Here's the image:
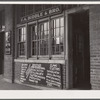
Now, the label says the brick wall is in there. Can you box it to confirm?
[3,5,13,82]
[14,62,22,82]
[4,56,13,82]
[90,5,100,89]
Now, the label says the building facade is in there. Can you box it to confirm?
[0,4,100,90]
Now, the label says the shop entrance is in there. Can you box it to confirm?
[69,10,90,89]
[0,32,4,74]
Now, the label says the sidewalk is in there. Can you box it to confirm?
[0,75,39,90]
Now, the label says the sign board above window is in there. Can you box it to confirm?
[21,6,62,23]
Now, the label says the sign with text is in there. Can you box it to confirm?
[5,31,11,55]
[21,6,62,23]
[20,63,63,89]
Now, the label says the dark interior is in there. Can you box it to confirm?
[71,11,91,89]
[0,32,4,74]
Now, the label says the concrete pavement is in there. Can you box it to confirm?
[0,75,39,90]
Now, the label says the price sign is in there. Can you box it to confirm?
[20,63,63,89]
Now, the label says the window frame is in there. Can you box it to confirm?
[50,16,64,58]
[28,21,37,58]
[30,24,38,58]
[28,18,50,59]
[38,20,49,57]
[16,14,64,59]
[16,24,27,58]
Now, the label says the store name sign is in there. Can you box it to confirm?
[21,6,62,23]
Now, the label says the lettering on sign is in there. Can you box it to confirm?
[46,64,61,88]
[20,63,62,89]
[21,6,62,23]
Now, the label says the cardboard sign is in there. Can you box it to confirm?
[20,63,63,89]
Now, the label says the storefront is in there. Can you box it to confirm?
[12,5,91,89]
[14,5,66,89]
[1,4,100,90]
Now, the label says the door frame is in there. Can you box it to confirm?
[65,5,90,89]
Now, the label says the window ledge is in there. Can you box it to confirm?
[14,59,65,64]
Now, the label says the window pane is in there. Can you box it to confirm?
[32,25,37,40]
[32,41,37,55]
[51,20,55,29]
[51,17,64,55]
[35,26,37,33]
[53,29,56,37]
[44,22,47,31]
[60,45,64,54]
[60,37,63,44]
[40,24,43,32]
[60,27,64,37]
[20,43,25,55]
[54,20,56,28]
[52,46,55,55]
[18,27,26,56]
[21,34,23,42]
[41,31,44,39]
[60,17,64,27]
[56,28,59,37]
[56,37,60,44]
[56,19,59,28]
[32,26,35,40]
[52,38,55,46]
[55,44,59,54]
[19,29,21,41]
[22,28,24,34]
[21,28,26,42]
[23,27,26,41]
[44,31,48,39]
[47,22,49,30]
[23,34,26,41]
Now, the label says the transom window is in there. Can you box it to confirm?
[17,27,26,56]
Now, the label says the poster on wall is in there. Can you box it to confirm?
[5,31,11,55]
[20,63,63,89]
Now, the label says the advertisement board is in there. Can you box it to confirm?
[20,63,63,89]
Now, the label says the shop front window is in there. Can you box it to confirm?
[17,27,26,56]
[17,16,64,58]
[51,17,64,55]
[31,25,38,56]
[39,22,49,55]
[30,21,49,56]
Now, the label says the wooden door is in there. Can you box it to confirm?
[73,30,85,87]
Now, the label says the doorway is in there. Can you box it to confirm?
[0,32,4,75]
[69,10,90,89]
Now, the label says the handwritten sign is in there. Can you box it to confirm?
[20,63,62,89]
[5,31,11,54]
[21,6,62,23]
